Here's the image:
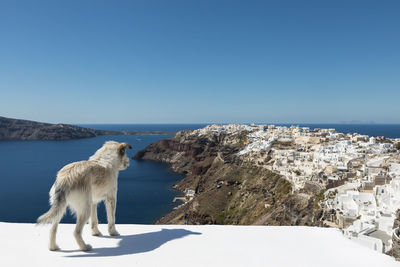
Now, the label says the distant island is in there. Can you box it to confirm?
[0,116,175,141]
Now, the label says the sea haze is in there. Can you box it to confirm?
[80,124,208,133]
[82,123,400,138]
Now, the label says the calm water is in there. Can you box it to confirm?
[80,124,208,133]
[0,123,399,224]
[0,134,186,224]
[83,123,400,138]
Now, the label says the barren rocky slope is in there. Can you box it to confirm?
[134,129,325,226]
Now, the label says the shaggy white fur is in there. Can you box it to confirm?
[37,141,132,251]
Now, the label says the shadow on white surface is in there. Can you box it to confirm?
[66,228,201,257]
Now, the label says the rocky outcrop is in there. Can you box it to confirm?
[0,116,123,141]
[135,130,325,226]
[0,116,175,141]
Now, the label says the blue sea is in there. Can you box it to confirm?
[83,123,400,138]
[0,123,399,224]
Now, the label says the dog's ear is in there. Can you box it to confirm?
[119,143,132,156]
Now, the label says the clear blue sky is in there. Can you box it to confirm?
[1,0,399,124]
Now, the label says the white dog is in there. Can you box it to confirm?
[37,141,132,251]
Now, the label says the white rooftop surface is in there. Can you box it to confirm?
[1,222,399,267]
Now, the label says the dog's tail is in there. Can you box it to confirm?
[37,183,67,225]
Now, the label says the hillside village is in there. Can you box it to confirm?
[190,124,400,255]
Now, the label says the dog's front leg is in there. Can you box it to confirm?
[105,195,119,236]
[91,204,102,236]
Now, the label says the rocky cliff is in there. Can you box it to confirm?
[0,116,174,141]
[0,116,123,141]
[134,129,325,226]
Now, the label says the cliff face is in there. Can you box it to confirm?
[0,116,121,141]
[0,116,174,141]
[134,130,324,226]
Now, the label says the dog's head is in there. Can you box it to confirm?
[90,141,133,170]
[118,143,132,170]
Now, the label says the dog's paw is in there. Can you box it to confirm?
[92,230,103,236]
[81,244,92,251]
[49,244,60,251]
[109,230,120,236]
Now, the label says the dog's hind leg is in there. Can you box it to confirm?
[49,221,60,251]
[74,209,92,251]
[90,203,102,236]
[105,195,119,236]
